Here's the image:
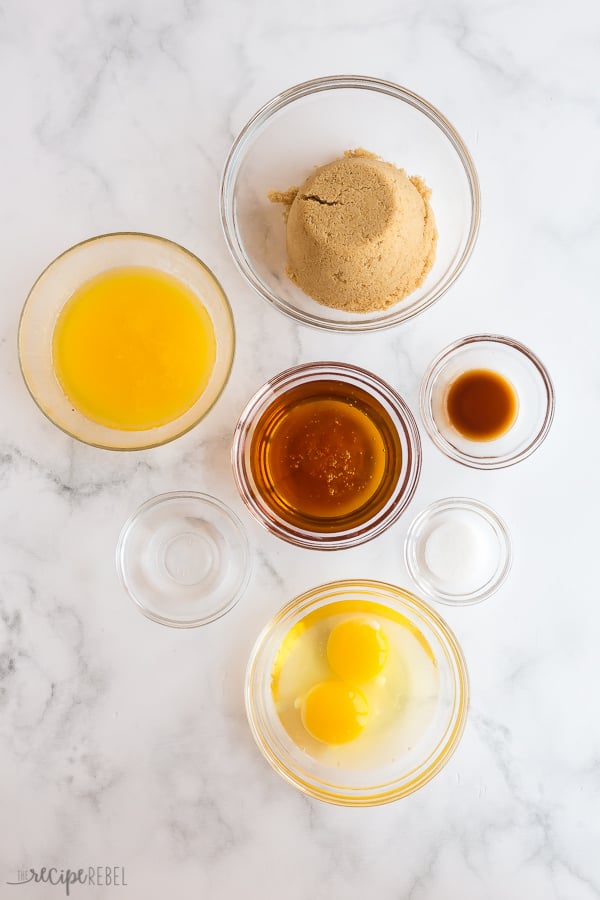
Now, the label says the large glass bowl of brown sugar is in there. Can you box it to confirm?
[220,75,480,332]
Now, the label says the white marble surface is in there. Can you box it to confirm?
[1,0,599,897]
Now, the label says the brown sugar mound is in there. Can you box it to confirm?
[269,149,437,313]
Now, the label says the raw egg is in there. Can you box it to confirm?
[301,681,369,744]
[327,617,388,682]
[271,600,439,769]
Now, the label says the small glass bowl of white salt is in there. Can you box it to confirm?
[404,497,511,606]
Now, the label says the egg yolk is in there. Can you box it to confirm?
[327,618,388,682]
[301,681,369,744]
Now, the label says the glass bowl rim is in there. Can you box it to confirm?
[404,496,513,606]
[18,231,235,451]
[115,490,251,628]
[419,333,556,470]
[245,577,470,806]
[220,73,481,333]
[231,360,422,550]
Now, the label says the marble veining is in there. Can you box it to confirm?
[1,0,599,897]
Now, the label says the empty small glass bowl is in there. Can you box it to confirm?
[221,75,480,332]
[19,233,234,450]
[420,334,555,469]
[231,362,422,549]
[404,498,512,606]
[116,492,251,627]
[245,579,469,806]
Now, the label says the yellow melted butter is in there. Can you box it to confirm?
[52,266,216,431]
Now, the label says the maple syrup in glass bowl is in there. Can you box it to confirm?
[232,362,421,549]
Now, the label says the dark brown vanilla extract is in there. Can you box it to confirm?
[446,368,518,441]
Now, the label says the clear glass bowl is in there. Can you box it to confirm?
[420,334,555,469]
[116,492,251,627]
[220,75,480,332]
[245,579,469,806]
[404,497,512,606]
[18,233,235,450]
[231,362,422,549]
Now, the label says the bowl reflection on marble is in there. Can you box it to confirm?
[245,579,469,806]
[18,232,235,450]
[220,74,480,332]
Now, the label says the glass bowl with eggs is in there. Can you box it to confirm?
[245,579,469,806]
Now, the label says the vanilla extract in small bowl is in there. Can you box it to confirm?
[420,334,555,470]
[445,368,518,442]
[232,362,422,549]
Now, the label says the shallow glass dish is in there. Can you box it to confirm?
[245,579,469,806]
[420,334,555,469]
[18,233,234,450]
[404,497,512,606]
[231,362,422,550]
[220,74,480,332]
[116,492,251,628]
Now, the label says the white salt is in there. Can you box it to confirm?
[422,511,497,595]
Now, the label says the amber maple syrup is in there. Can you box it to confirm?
[446,368,518,442]
[250,380,402,532]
